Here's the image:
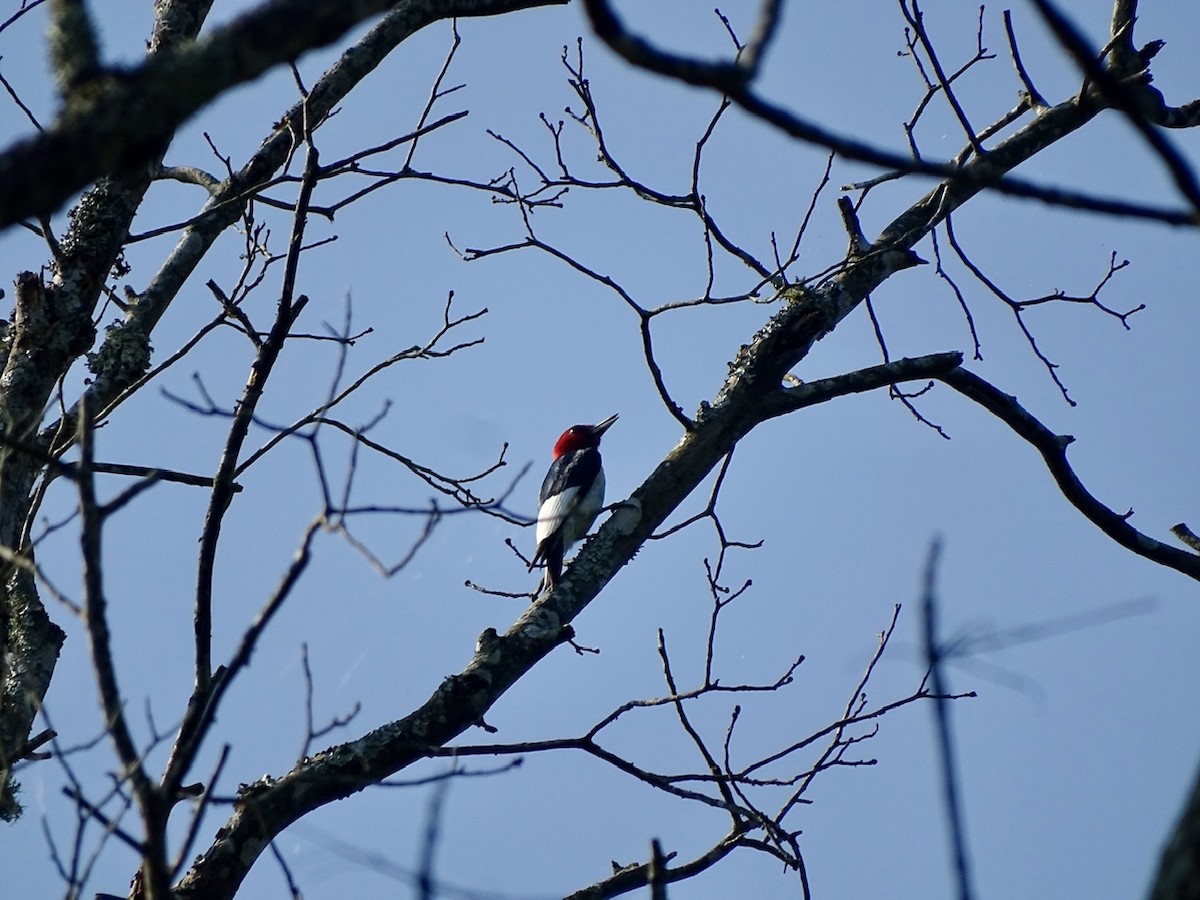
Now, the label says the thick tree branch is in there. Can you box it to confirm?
[2,1,216,815]
[758,352,964,421]
[0,0,565,229]
[47,0,101,91]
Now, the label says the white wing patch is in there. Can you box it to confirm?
[535,469,606,553]
[535,485,582,549]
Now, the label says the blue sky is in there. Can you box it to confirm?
[2,1,1199,897]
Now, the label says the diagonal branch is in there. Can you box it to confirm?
[76,399,171,896]
[565,828,745,900]
[937,367,1200,582]
[163,140,319,798]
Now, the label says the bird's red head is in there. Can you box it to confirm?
[552,413,618,459]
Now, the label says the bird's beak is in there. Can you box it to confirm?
[593,413,619,435]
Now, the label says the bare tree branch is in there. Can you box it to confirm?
[1028,0,1200,213]
[165,136,322,795]
[937,367,1200,582]
[580,0,1198,226]
[0,0,567,227]
[76,399,171,895]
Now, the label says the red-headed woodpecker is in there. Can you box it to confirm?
[530,414,618,590]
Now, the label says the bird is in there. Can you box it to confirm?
[529,414,618,590]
